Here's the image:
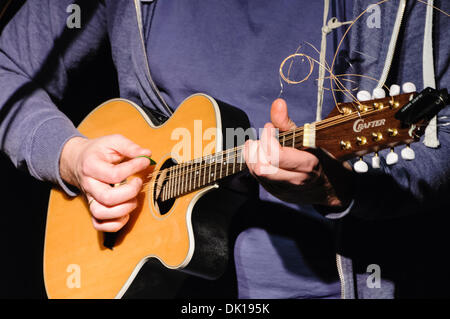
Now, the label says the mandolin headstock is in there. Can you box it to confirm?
[316,92,423,162]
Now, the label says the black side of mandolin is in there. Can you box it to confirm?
[123,99,258,298]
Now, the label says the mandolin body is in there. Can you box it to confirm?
[44,94,254,299]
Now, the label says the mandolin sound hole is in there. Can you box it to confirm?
[153,157,177,216]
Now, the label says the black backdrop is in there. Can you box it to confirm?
[0,0,118,298]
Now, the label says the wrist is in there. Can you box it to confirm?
[59,136,89,189]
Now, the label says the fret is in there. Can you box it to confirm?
[232,148,236,174]
[167,170,171,200]
[179,164,183,195]
[198,159,203,188]
[188,162,192,192]
[162,174,167,201]
[219,152,223,179]
[183,163,188,193]
[177,164,182,197]
[193,161,198,189]
[292,130,295,148]
[208,156,212,184]
[191,162,195,190]
[172,165,176,198]
[184,162,189,194]
[166,170,171,200]
[171,165,176,198]
[202,156,207,187]
[214,155,218,183]
[225,151,229,177]
[239,146,244,171]
[282,134,286,147]
[178,163,183,196]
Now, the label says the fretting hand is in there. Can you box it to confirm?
[244,98,354,209]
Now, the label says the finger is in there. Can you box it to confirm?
[244,139,259,174]
[270,98,296,131]
[253,162,310,186]
[278,147,319,173]
[83,177,143,207]
[91,214,130,233]
[85,156,150,185]
[246,137,280,176]
[89,197,138,221]
[259,123,281,168]
[105,134,152,159]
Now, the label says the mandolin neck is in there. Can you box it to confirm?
[158,126,308,202]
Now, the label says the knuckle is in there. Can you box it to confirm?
[90,205,105,220]
[131,178,143,194]
[254,163,265,177]
[291,177,304,186]
[98,191,114,206]
[306,158,318,172]
[128,199,138,211]
[80,159,91,176]
[110,133,123,141]
[91,217,104,231]
[106,224,122,233]
[108,169,123,184]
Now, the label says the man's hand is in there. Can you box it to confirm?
[59,134,152,232]
[244,98,354,209]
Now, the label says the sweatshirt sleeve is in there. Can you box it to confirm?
[0,0,108,196]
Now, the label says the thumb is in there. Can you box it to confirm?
[270,98,296,132]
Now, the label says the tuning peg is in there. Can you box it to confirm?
[401,145,415,160]
[354,157,368,173]
[356,90,371,102]
[372,87,386,99]
[402,82,416,93]
[372,153,381,169]
[389,84,401,96]
[386,148,399,165]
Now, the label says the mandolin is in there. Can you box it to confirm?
[43,88,448,298]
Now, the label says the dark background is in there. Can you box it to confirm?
[0,0,46,299]
[0,0,118,298]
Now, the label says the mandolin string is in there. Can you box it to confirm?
[142,104,390,185]
[140,103,393,193]
[146,94,394,185]
[144,107,368,184]
[141,119,430,198]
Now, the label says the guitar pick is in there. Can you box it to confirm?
[386,149,399,165]
[401,145,415,160]
[389,84,401,96]
[372,87,386,99]
[402,82,416,93]
[354,158,368,173]
[356,90,371,102]
[372,153,380,169]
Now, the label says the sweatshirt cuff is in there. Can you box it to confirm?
[28,116,84,197]
[314,199,355,219]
